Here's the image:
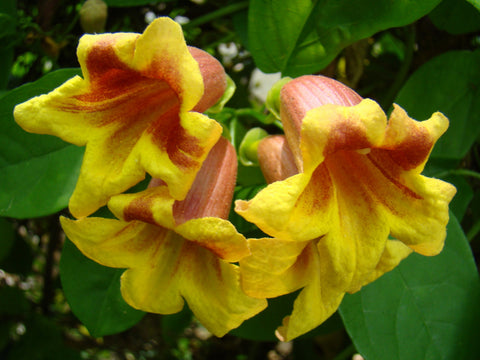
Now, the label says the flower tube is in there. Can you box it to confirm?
[61,137,267,336]
[15,17,226,218]
[236,75,456,340]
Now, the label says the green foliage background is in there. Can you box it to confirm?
[1,0,480,359]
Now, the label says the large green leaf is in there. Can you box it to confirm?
[396,50,480,160]
[60,239,145,337]
[339,213,480,360]
[248,0,441,76]
[429,0,480,34]
[0,69,84,218]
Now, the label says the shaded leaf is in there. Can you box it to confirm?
[429,0,480,34]
[395,50,480,160]
[0,69,84,218]
[60,239,145,337]
[248,0,441,76]
[339,213,480,360]
[466,0,480,11]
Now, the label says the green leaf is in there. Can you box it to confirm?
[396,50,480,160]
[0,69,84,218]
[248,0,441,76]
[466,0,480,11]
[339,213,480,360]
[60,239,145,337]
[429,0,480,34]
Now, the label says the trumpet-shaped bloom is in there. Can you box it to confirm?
[61,138,267,336]
[236,75,456,341]
[15,17,226,218]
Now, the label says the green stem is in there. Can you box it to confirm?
[183,1,249,29]
[434,169,480,181]
[380,25,415,110]
[467,220,480,242]
[332,344,356,360]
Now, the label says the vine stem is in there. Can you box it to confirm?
[183,1,249,29]
[332,344,357,360]
[434,169,480,181]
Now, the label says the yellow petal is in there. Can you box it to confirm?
[175,243,267,336]
[62,215,266,336]
[275,242,345,341]
[176,218,250,262]
[235,169,333,242]
[354,239,413,289]
[240,238,311,298]
[60,216,167,268]
[131,17,203,112]
[123,240,267,336]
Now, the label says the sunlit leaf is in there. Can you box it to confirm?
[340,212,480,360]
[248,0,441,76]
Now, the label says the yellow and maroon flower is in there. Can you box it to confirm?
[61,138,267,336]
[15,17,226,218]
[235,75,456,341]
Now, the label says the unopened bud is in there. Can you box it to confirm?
[80,0,108,34]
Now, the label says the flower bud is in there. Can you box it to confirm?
[257,135,298,183]
[79,0,108,34]
[280,75,362,169]
[189,47,228,113]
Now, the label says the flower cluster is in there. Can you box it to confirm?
[14,18,455,340]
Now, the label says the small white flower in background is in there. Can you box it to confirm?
[218,42,238,66]
[174,15,190,25]
[43,59,53,73]
[249,68,281,103]
[144,11,156,24]
[233,63,244,72]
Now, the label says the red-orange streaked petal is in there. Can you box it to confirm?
[237,76,456,340]
[300,99,387,173]
[14,18,226,218]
